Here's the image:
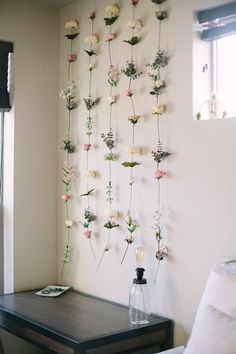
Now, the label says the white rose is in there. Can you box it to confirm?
[82,170,96,178]
[152,103,166,115]
[65,219,73,228]
[127,146,141,155]
[127,19,143,31]
[84,34,99,45]
[105,4,120,17]
[155,80,165,89]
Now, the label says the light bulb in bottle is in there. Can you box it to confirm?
[135,246,146,268]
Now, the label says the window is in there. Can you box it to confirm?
[212,34,236,118]
[194,2,236,119]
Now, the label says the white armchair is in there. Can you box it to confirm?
[160,259,236,354]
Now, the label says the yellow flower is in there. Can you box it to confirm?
[105,4,120,17]
[128,114,141,124]
[152,103,166,115]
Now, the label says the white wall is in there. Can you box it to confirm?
[0,0,58,291]
[59,0,236,346]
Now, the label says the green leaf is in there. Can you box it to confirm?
[104,16,118,26]
[123,36,140,46]
[104,220,119,229]
[80,188,95,197]
[121,161,140,168]
[84,49,97,57]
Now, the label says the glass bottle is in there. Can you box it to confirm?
[128,248,150,325]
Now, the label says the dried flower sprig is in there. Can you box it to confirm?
[122,60,142,80]
[101,129,115,150]
[60,137,75,154]
[60,82,77,111]
[83,97,100,111]
[151,145,170,164]
[121,216,137,264]
[146,50,169,70]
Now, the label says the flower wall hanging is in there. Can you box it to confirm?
[81,11,100,261]
[58,1,173,282]
[97,3,120,271]
[147,0,171,283]
[60,19,79,277]
[120,0,143,264]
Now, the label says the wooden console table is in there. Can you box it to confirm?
[0,289,173,354]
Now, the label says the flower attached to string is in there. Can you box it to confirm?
[65,20,79,39]
[121,215,137,264]
[127,146,142,155]
[131,0,139,6]
[154,169,166,179]
[84,143,92,151]
[106,33,117,42]
[156,10,168,21]
[128,114,141,124]
[65,219,73,228]
[127,19,143,31]
[82,170,96,178]
[105,4,120,17]
[84,34,100,45]
[152,103,166,115]
[88,11,96,20]
[61,194,71,202]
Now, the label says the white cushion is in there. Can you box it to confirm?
[183,305,236,354]
[196,259,236,319]
[160,346,184,353]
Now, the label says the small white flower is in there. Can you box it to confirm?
[155,80,165,89]
[104,243,110,252]
[105,4,120,17]
[108,95,117,104]
[105,210,120,219]
[128,177,135,185]
[127,19,143,31]
[65,219,73,228]
[82,170,96,178]
[87,64,95,71]
[127,146,142,155]
[152,103,166,115]
[84,34,99,45]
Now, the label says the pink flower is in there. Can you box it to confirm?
[61,194,71,202]
[84,143,92,151]
[67,54,77,62]
[84,230,92,238]
[126,89,133,97]
[106,33,117,42]
[88,11,96,20]
[131,0,139,6]
[154,170,166,179]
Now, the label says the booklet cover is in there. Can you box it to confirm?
[36,285,70,297]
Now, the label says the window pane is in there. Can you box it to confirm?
[217,34,236,118]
